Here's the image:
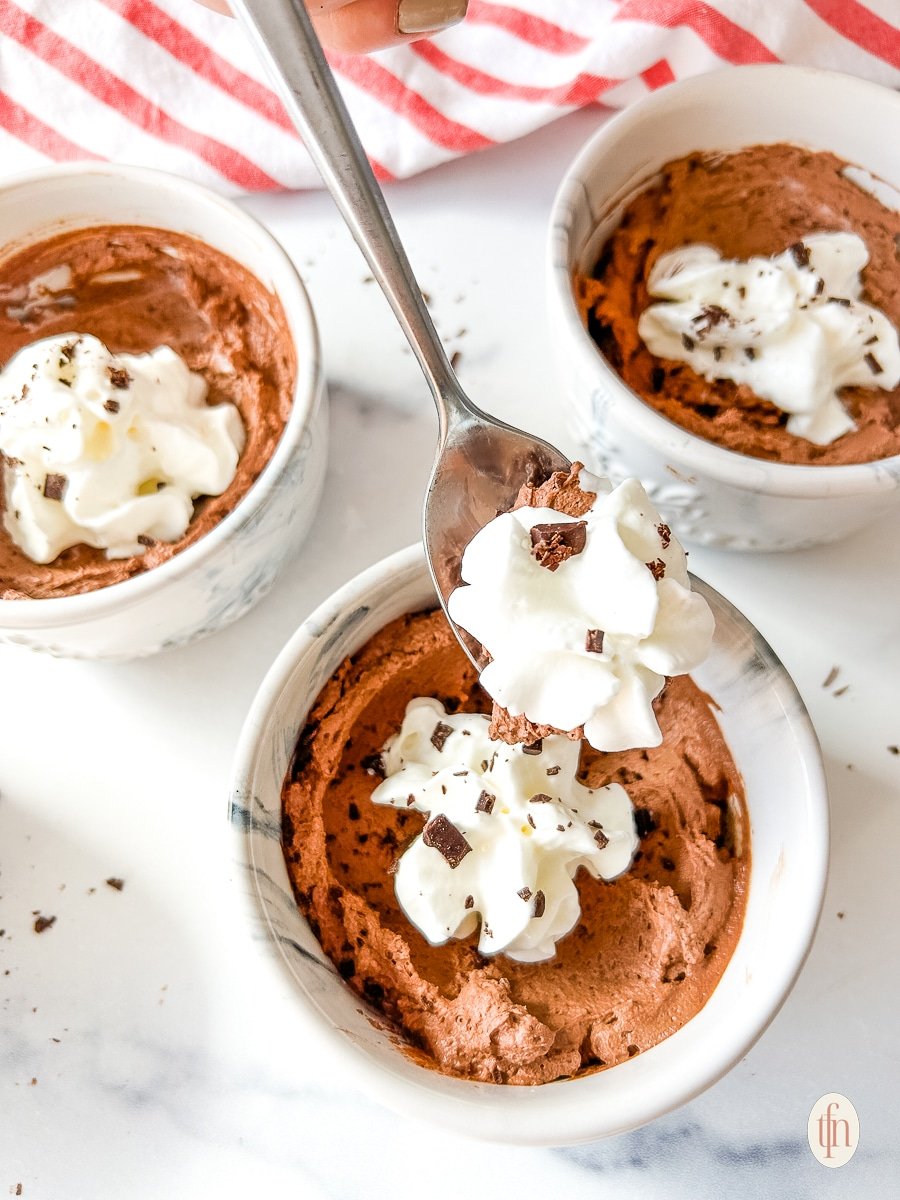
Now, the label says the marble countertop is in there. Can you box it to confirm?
[2,109,898,1198]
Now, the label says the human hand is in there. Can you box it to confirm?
[196,0,468,54]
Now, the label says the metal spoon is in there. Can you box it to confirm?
[232,0,571,665]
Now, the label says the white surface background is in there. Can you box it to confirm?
[1,108,898,1197]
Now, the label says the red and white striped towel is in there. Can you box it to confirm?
[0,0,898,193]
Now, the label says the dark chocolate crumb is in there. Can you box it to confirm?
[523,739,543,756]
[529,793,552,804]
[527,813,536,829]
[789,241,810,269]
[646,558,666,581]
[593,828,609,850]
[833,685,849,697]
[476,790,495,814]
[546,766,561,776]
[422,813,471,868]
[827,296,851,307]
[712,345,723,362]
[33,915,56,934]
[888,746,899,756]
[530,520,588,571]
[105,877,125,891]
[430,722,453,752]
[42,473,67,501]
[533,890,546,918]
[137,534,156,547]
[103,398,120,414]
[464,895,474,909]
[585,628,605,654]
[108,366,132,389]
[744,346,756,361]
[656,522,671,548]
[517,887,532,901]
[864,352,883,375]
[822,665,839,689]
[837,911,845,919]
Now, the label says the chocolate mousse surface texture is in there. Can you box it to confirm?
[0,226,295,599]
[577,144,900,465]
[281,606,749,1085]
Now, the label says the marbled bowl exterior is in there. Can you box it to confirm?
[229,543,829,1146]
[0,164,327,659]
[547,66,900,552]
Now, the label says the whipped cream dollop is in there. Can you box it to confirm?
[371,697,637,963]
[448,473,714,752]
[0,333,244,563]
[638,232,900,445]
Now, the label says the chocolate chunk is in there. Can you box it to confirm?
[646,558,666,581]
[60,340,77,362]
[557,824,565,832]
[744,346,756,361]
[137,534,156,547]
[517,886,532,901]
[422,813,471,869]
[430,721,454,752]
[789,241,810,268]
[585,628,605,655]
[105,877,125,891]
[827,296,851,307]
[529,793,552,804]
[527,813,536,829]
[103,398,120,414]
[108,366,132,389]
[681,333,695,352]
[656,522,671,548]
[693,304,730,336]
[530,520,587,572]
[33,915,56,934]
[464,894,474,909]
[546,766,561,776]
[864,352,883,375]
[406,794,416,806]
[361,752,385,778]
[522,739,543,756]
[42,473,67,501]
[476,790,495,814]
[533,890,546,918]
[593,827,609,849]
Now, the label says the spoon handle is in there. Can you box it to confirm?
[231,0,470,436]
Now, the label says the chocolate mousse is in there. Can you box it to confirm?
[577,144,900,465]
[0,225,294,599]
[281,607,749,1085]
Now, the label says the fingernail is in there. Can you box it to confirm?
[398,0,468,35]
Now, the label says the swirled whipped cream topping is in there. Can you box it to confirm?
[371,697,637,963]
[638,232,900,445]
[0,333,244,563]
[447,473,714,752]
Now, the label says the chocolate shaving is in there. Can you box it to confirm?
[789,241,810,268]
[105,877,125,891]
[361,752,385,778]
[546,766,561,776]
[744,346,756,361]
[527,813,536,829]
[692,304,730,336]
[406,794,416,807]
[60,341,77,362]
[430,722,453,752]
[593,828,610,850]
[522,739,543,756]
[108,366,132,389]
[517,887,532,901]
[42,473,67,501]
[533,890,546,918]
[530,520,587,571]
[33,915,56,934]
[681,333,695,352]
[827,296,851,307]
[656,522,671,548]
[137,534,156,547]
[464,894,474,909]
[530,793,552,804]
[864,352,883,375]
[822,665,840,689]
[422,813,471,869]
[585,628,605,655]
[103,398,120,414]
[476,790,495,814]
[646,558,666,581]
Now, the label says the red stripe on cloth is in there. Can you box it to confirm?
[97,0,293,131]
[641,58,676,89]
[0,90,103,160]
[327,51,494,152]
[410,41,619,106]
[98,0,396,180]
[803,0,900,70]
[613,0,779,64]
[465,0,590,53]
[0,0,281,190]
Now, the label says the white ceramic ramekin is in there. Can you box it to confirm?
[0,164,327,659]
[229,543,828,1146]
[548,66,900,552]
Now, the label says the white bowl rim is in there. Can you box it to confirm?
[229,541,830,1145]
[548,63,900,497]
[0,161,321,621]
